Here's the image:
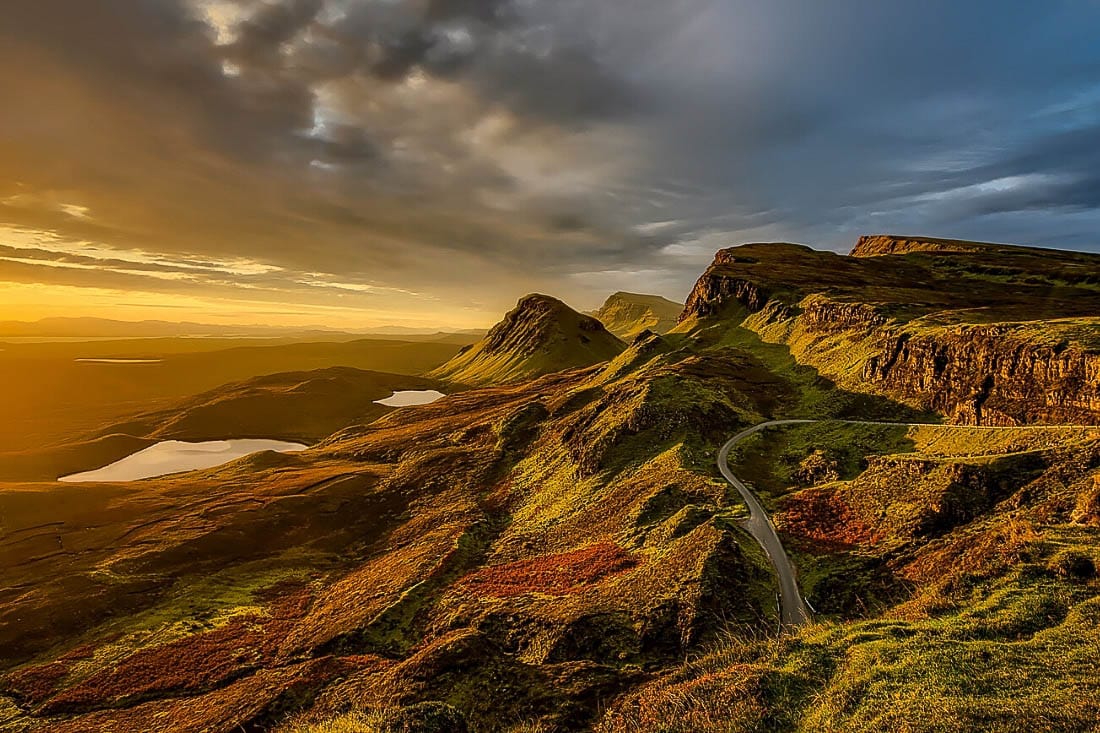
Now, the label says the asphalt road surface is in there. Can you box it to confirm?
[718,420,814,628]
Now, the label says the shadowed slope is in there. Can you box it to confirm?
[0,337,463,453]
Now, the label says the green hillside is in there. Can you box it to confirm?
[430,294,625,385]
[589,291,684,339]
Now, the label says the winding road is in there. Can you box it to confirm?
[718,420,815,628]
[718,419,1097,631]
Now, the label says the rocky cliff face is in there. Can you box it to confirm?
[860,324,1100,425]
[680,274,769,320]
[754,294,1100,424]
[679,246,793,320]
[680,238,1100,425]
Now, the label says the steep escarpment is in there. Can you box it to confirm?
[431,294,625,385]
[590,292,684,339]
[859,322,1100,424]
[680,237,1100,425]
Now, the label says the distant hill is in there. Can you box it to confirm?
[0,367,444,482]
[0,337,462,453]
[123,367,443,444]
[430,294,625,385]
[0,316,348,339]
[589,291,683,338]
[360,326,487,337]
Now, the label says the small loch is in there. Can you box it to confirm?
[74,358,164,364]
[58,439,307,482]
[373,390,446,407]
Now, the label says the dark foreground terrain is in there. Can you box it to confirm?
[2,236,1098,732]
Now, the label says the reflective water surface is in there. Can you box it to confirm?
[58,439,307,482]
[373,389,446,407]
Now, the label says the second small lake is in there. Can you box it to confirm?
[74,358,164,364]
[374,390,446,407]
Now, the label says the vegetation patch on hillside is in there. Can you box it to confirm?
[459,543,639,598]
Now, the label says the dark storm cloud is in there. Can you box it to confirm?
[425,0,513,24]
[1,0,1099,317]
[230,0,324,64]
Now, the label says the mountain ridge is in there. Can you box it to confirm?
[849,233,1081,258]
[429,293,625,385]
[679,236,1100,425]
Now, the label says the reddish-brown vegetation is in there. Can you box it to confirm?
[901,518,1042,585]
[57,644,99,661]
[776,488,878,550]
[598,662,770,733]
[257,581,316,626]
[1073,475,1100,525]
[42,583,318,714]
[2,661,71,705]
[43,656,358,733]
[459,542,638,598]
[42,617,267,713]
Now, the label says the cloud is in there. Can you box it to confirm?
[1,0,1099,321]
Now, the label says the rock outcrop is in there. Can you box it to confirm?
[860,324,1100,425]
[680,237,1100,425]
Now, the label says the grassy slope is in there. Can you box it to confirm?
[0,311,942,732]
[590,292,684,339]
[3,376,1096,732]
[599,423,1100,732]
[0,331,803,731]
[2,242,1099,732]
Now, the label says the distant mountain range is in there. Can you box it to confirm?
[0,316,485,340]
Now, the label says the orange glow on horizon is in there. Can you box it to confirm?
[0,282,492,330]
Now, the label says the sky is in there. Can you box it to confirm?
[2,0,1100,329]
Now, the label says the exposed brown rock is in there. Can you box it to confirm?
[861,324,1100,425]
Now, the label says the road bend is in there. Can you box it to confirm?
[716,418,1096,631]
